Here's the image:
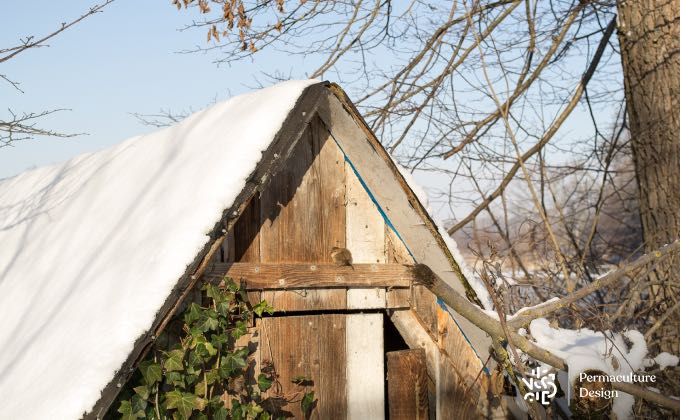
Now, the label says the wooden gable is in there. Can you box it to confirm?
[91,83,495,419]
[205,110,492,418]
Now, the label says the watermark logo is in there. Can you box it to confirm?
[522,366,557,405]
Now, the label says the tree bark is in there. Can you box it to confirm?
[617,0,680,355]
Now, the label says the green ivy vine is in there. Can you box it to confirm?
[110,278,316,420]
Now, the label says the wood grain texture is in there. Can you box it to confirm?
[387,349,429,420]
[206,262,413,289]
[259,314,347,419]
[437,306,487,393]
[234,195,261,262]
[345,157,387,309]
[313,115,346,254]
[256,117,347,310]
[346,313,385,420]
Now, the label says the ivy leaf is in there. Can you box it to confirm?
[139,360,162,385]
[205,284,223,301]
[199,309,220,332]
[301,391,315,415]
[231,320,247,339]
[118,400,144,420]
[260,412,272,420]
[216,300,231,316]
[184,303,203,326]
[257,373,272,392]
[211,333,229,350]
[133,385,150,400]
[130,395,147,415]
[223,277,239,292]
[245,401,264,416]
[194,378,207,397]
[213,404,229,420]
[165,390,196,419]
[221,350,247,375]
[166,371,186,388]
[164,349,185,372]
[253,300,275,316]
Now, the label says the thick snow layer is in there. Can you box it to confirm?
[0,80,315,419]
[529,318,647,419]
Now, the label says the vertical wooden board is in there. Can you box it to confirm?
[387,349,429,420]
[347,287,385,309]
[224,228,235,262]
[385,228,413,308]
[345,163,386,264]
[412,285,438,334]
[259,124,322,262]
[438,359,479,419]
[345,161,386,308]
[386,288,410,308]
[385,227,413,264]
[317,314,348,419]
[259,315,347,419]
[437,306,486,389]
[234,196,261,263]
[313,116,346,254]
[257,118,346,309]
[259,316,320,419]
[346,313,385,420]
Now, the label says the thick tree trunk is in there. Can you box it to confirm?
[617,0,680,355]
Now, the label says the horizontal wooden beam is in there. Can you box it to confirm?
[205,263,413,289]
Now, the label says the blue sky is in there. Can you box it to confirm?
[1,1,616,221]
[1,0,313,178]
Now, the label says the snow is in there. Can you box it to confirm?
[0,80,316,419]
[654,352,679,371]
[529,318,648,419]
[512,297,560,317]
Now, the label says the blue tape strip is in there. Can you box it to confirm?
[328,133,488,375]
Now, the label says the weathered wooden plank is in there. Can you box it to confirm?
[412,285,438,335]
[257,118,346,310]
[261,289,348,311]
[345,158,387,309]
[437,306,486,389]
[259,121,322,262]
[385,226,413,265]
[259,314,347,419]
[346,313,385,420]
[390,309,440,419]
[234,195,261,263]
[386,288,410,308]
[439,358,480,419]
[206,262,413,289]
[313,115,347,254]
[387,349,429,420]
[317,314,348,419]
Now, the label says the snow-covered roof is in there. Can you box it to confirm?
[0,80,316,419]
[0,79,494,419]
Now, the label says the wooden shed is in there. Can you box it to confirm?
[0,81,493,419]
